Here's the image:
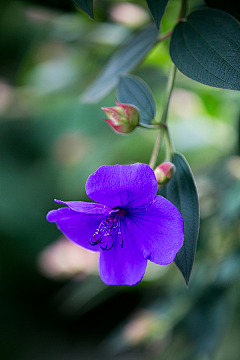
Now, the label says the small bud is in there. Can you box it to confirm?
[154,162,175,188]
[101,100,140,134]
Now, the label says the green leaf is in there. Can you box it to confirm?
[118,75,156,127]
[170,9,240,90]
[73,0,94,19]
[146,0,169,29]
[205,0,240,21]
[81,26,158,103]
[158,153,200,285]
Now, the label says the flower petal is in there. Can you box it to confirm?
[46,207,106,251]
[125,196,184,264]
[99,221,147,285]
[86,163,157,209]
[54,199,112,215]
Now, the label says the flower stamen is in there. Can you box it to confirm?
[88,211,123,251]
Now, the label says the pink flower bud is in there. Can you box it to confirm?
[154,162,175,188]
[101,100,140,134]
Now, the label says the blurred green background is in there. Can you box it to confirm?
[0,0,240,359]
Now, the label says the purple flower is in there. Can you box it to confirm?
[47,163,184,286]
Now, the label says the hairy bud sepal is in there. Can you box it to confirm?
[154,162,175,188]
[102,100,140,134]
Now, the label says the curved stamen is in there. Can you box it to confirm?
[93,232,103,243]
[89,211,124,251]
[100,234,114,251]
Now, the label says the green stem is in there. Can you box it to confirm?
[157,29,173,43]
[149,126,165,169]
[148,0,188,170]
[159,64,177,125]
[165,126,175,161]
[179,0,188,21]
[148,64,177,169]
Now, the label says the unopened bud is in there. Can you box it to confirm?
[154,162,175,188]
[101,100,140,134]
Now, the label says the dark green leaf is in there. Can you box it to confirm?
[81,26,158,103]
[118,75,156,127]
[73,0,94,19]
[158,153,200,285]
[170,9,240,90]
[146,0,169,29]
[205,0,240,21]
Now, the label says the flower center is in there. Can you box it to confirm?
[88,210,124,251]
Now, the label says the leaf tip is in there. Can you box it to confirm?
[155,21,161,30]
[185,277,190,288]
[73,0,94,20]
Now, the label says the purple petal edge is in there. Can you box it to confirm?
[85,163,157,209]
[46,207,106,252]
[125,195,184,265]
[54,199,112,215]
